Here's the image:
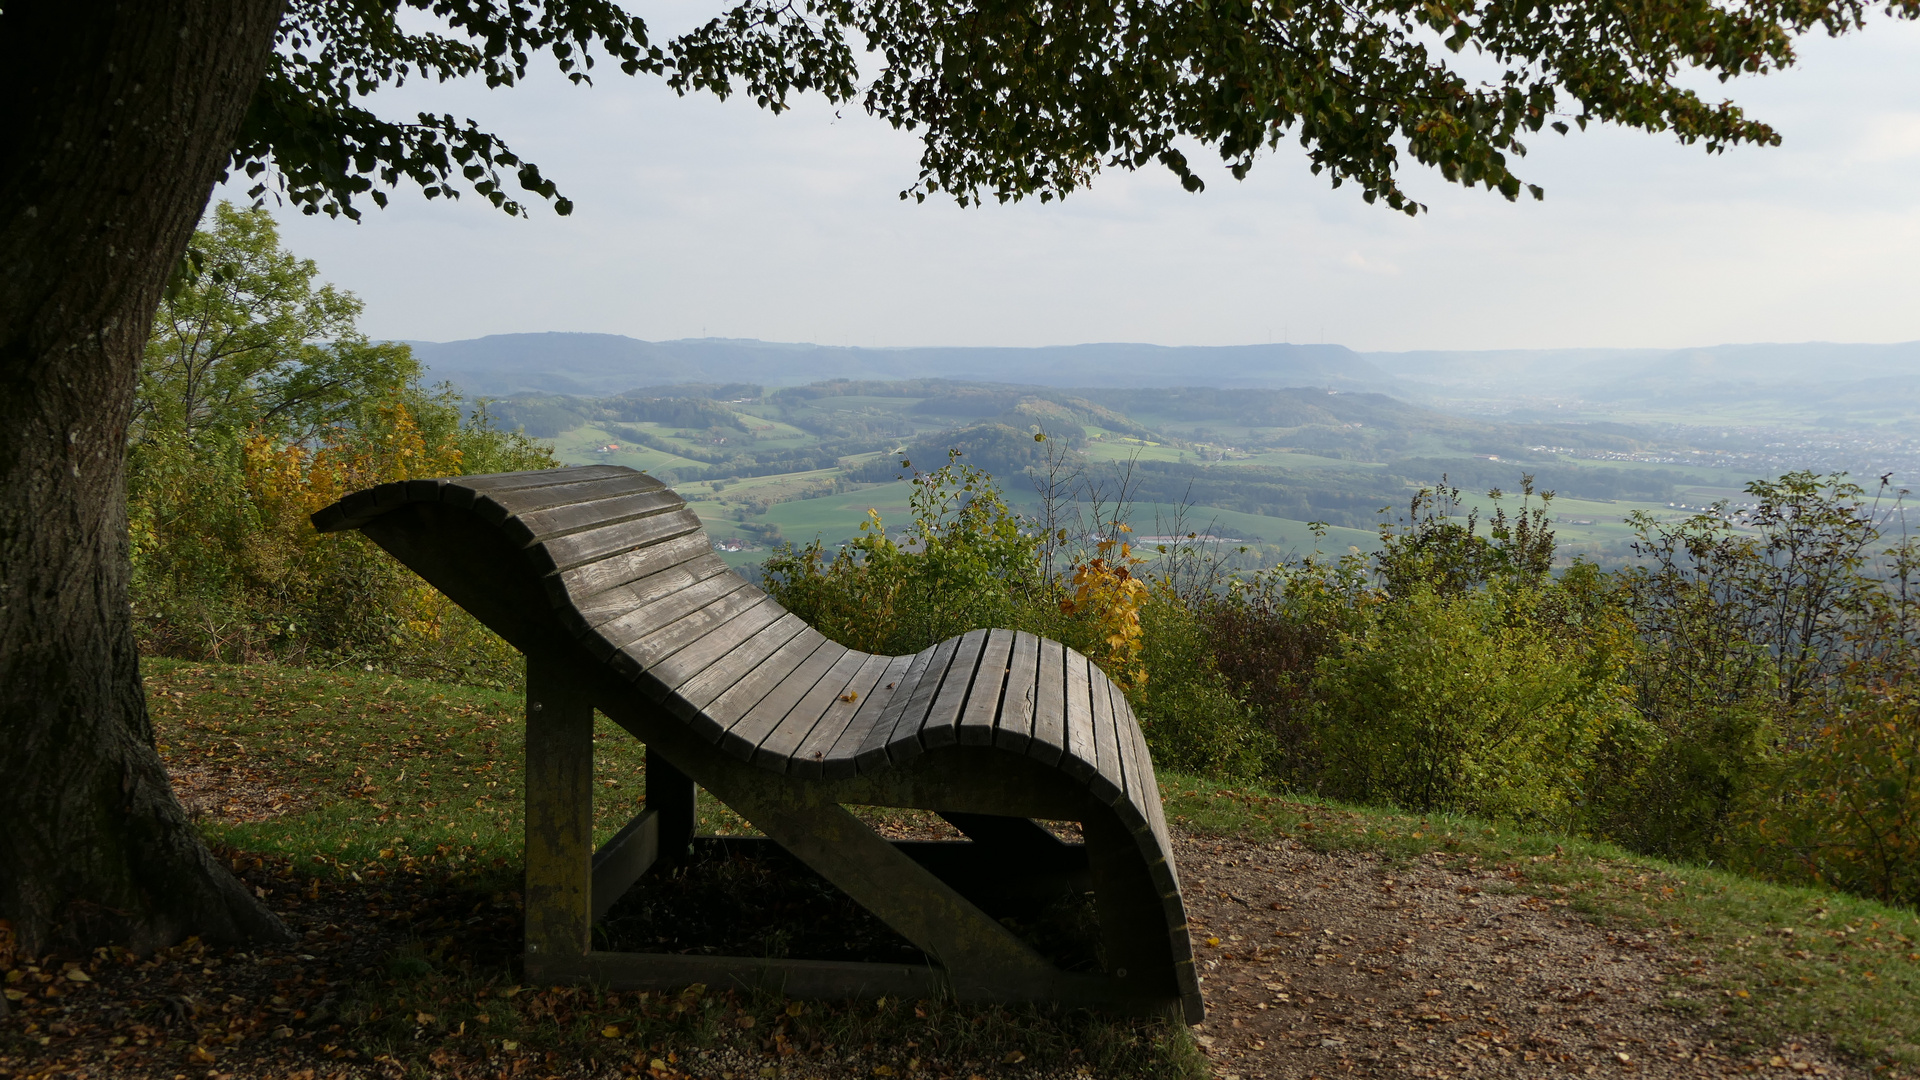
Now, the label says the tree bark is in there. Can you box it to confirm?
[0,0,291,955]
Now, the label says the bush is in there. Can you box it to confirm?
[1610,472,1919,860]
[128,203,555,688]
[1128,590,1269,778]
[1733,670,1920,909]
[1305,579,1640,828]
[130,394,554,687]
[762,452,1051,655]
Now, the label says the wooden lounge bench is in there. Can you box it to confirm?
[314,465,1202,1021]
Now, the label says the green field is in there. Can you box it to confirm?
[512,378,1851,572]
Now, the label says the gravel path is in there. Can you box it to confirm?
[1178,831,1852,1079]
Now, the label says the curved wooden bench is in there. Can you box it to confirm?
[315,465,1201,1021]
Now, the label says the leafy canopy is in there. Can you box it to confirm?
[238,0,1916,220]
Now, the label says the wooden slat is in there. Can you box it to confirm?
[654,603,792,700]
[429,470,604,519]
[993,632,1042,753]
[569,550,730,632]
[753,648,876,773]
[816,655,913,780]
[876,635,973,765]
[1087,667,1125,804]
[955,629,1016,747]
[851,643,949,774]
[706,630,838,759]
[917,629,991,751]
[611,587,768,683]
[509,488,684,547]
[481,473,664,517]
[593,574,751,661]
[1061,649,1097,783]
[536,506,705,574]
[458,465,624,493]
[1027,637,1068,766]
[1111,684,1145,803]
[558,528,711,604]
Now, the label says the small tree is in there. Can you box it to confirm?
[137,203,415,449]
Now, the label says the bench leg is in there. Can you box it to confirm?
[647,747,695,866]
[1084,810,1177,1000]
[524,657,594,976]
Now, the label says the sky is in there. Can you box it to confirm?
[228,10,1920,354]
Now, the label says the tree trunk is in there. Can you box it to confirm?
[0,0,291,956]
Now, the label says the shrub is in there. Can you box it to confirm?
[1305,579,1640,828]
[1129,590,1269,778]
[1734,669,1920,909]
[1610,472,1918,860]
[762,452,1050,655]
[131,394,554,687]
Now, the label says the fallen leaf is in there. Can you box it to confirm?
[602,1024,623,1038]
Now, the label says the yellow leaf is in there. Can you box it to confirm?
[602,1025,623,1038]
[64,969,91,983]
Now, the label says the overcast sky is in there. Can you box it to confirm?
[227,11,1920,354]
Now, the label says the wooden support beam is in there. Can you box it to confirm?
[533,951,1137,1010]
[1083,810,1178,1003]
[590,808,660,922]
[536,951,950,999]
[702,781,1064,999]
[646,746,695,866]
[523,657,595,977]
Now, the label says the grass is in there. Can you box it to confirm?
[1159,776,1920,1072]
[135,658,1920,1075]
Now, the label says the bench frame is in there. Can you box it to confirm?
[319,467,1202,1021]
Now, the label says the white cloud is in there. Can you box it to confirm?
[230,13,1920,353]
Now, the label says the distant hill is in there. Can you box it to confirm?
[1367,341,1920,420]
[405,333,1397,396]
[408,333,1920,422]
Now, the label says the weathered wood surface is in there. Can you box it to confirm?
[315,466,1199,1021]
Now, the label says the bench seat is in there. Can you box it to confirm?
[315,465,1201,1021]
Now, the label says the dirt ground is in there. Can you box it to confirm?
[0,779,1864,1080]
[1179,832,1853,1079]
